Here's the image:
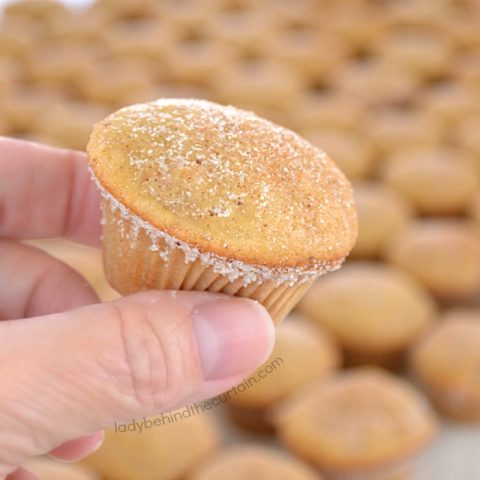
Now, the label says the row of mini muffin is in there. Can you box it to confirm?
[16,282,478,480]
[224,301,480,424]
[1,0,480,158]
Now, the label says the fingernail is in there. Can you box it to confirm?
[193,298,275,380]
[48,431,104,462]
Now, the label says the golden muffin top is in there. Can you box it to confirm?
[411,313,480,391]
[273,369,437,471]
[88,99,357,280]
[189,446,321,480]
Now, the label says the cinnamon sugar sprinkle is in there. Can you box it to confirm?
[91,171,344,287]
[89,99,355,287]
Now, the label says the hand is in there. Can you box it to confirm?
[0,137,275,480]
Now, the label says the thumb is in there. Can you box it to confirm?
[0,291,274,475]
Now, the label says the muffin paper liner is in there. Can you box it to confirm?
[102,199,314,324]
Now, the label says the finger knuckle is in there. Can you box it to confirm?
[110,300,200,414]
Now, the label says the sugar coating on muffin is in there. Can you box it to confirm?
[88,98,357,287]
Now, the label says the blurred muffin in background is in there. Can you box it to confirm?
[290,90,365,133]
[3,0,68,29]
[385,220,480,303]
[188,445,322,480]
[454,114,480,169]
[265,30,351,81]
[31,102,111,151]
[75,59,154,107]
[156,0,224,34]
[298,262,436,367]
[82,413,220,480]
[382,146,479,216]
[87,0,158,22]
[203,9,279,57]
[46,8,110,47]
[257,0,322,30]
[468,191,480,227]
[410,309,480,421]
[351,182,414,258]
[24,457,98,480]
[227,315,340,433]
[24,44,96,90]
[420,82,479,126]
[373,30,452,80]
[210,59,306,112]
[272,368,438,480]
[303,128,375,181]
[1,86,66,135]
[165,38,239,86]
[326,2,389,48]
[330,58,420,105]
[365,106,444,155]
[102,19,175,65]
[454,51,480,90]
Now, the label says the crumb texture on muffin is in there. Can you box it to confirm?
[88,99,357,285]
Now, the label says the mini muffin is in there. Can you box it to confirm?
[87,0,157,21]
[382,146,479,216]
[326,3,388,48]
[365,107,443,154]
[2,86,64,133]
[374,31,452,79]
[420,83,479,125]
[82,413,219,480]
[257,0,320,29]
[303,128,375,181]
[265,30,350,80]
[290,91,365,133]
[454,114,480,163]
[272,368,438,480]
[410,310,480,421]
[330,58,419,105]
[445,14,480,50]
[0,57,22,94]
[188,445,322,480]
[384,0,453,27]
[351,183,414,259]
[3,0,68,28]
[202,10,279,56]
[0,23,33,61]
[32,102,111,151]
[298,262,436,367]
[210,59,306,112]
[24,458,98,480]
[76,60,154,107]
[385,220,480,302]
[227,315,340,432]
[165,39,238,85]
[155,0,220,34]
[455,51,480,90]
[103,19,175,64]
[47,8,109,46]
[87,99,357,323]
[25,44,94,88]
[469,191,480,227]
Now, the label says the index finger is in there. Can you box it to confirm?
[0,137,101,246]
